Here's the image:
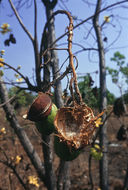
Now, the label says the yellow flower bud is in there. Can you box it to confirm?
[104,16,110,23]
[28,176,39,187]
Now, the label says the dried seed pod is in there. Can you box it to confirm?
[27,92,52,122]
[27,93,57,135]
[54,103,103,160]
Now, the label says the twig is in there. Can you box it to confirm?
[43,65,71,91]
[0,95,16,108]
[0,159,28,190]
[0,148,28,190]
[8,0,34,42]
[1,61,26,81]
[0,61,38,91]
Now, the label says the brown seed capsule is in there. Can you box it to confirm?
[27,92,52,122]
[54,103,103,150]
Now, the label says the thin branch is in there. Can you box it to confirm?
[42,66,71,91]
[0,89,21,108]
[8,0,34,42]
[34,0,37,40]
[0,80,37,92]
[33,0,41,88]
[0,148,28,190]
[55,42,98,54]
[49,0,128,47]
[42,47,68,59]
[0,61,38,91]
[105,26,122,52]
[0,159,28,190]
[1,61,27,81]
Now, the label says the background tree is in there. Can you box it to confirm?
[93,0,108,189]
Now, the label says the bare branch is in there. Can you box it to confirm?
[50,0,128,47]
[42,65,71,92]
[0,61,38,91]
[8,0,34,42]
[0,156,28,190]
[33,0,41,88]
[0,88,21,108]
[34,0,37,40]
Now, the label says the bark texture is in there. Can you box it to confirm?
[93,0,108,189]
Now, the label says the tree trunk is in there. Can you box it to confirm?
[93,0,108,189]
[42,134,57,190]
[0,77,46,185]
[45,6,70,190]
[41,31,57,190]
[45,6,63,108]
[42,1,71,190]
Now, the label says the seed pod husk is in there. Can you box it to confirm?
[27,92,52,122]
[54,103,103,160]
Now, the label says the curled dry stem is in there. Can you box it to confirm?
[66,11,82,104]
[41,10,82,103]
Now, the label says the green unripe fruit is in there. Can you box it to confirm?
[36,104,57,135]
[54,136,81,161]
[27,93,57,135]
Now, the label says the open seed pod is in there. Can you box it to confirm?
[27,92,57,135]
[54,103,103,161]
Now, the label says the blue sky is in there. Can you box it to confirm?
[1,0,128,97]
